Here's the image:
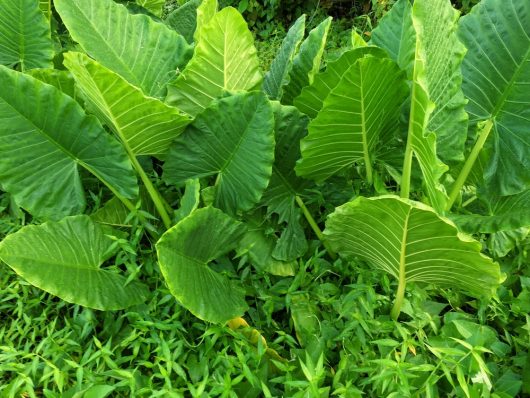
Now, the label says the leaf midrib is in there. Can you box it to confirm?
[217,100,265,178]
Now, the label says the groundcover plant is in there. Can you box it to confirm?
[0,0,528,395]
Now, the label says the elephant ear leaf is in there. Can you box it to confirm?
[325,196,504,318]
[0,0,54,70]
[0,66,138,220]
[281,17,332,105]
[294,46,388,119]
[163,91,274,216]
[261,102,310,261]
[458,0,530,196]
[373,0,468,165]
[166,7,262,117]
[296,54,408,183]
[64,52,191,157]
[451,189,530,234]
[156,207,248,324]
[0,216,149,310]
[55,0,192,98]
[263,14,306,100]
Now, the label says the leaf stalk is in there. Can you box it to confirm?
[295,195,337,260]
[446,119,493,211]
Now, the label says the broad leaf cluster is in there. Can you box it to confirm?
[0,0,527,329]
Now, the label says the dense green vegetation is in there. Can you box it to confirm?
[0,0,529,396]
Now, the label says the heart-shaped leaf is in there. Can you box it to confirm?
[163,91,274,215]
[156,207,248,323]
[0,66,138,220]
[0,216,149,310]
[325,195,503,318]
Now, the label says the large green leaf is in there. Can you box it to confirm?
[55,0,192,98]
[163,92,274,215]
[165,0,201,43]
[261,103,309,261]
[373,0,468,164]
[263,15,306,100]
[401,0,470,212]
[325,196,503,299]
[281,17,332,105]
[0,66,138,220]
[0,216,149,310]
[64,52,191,157]
[0,0,53,70]
[296,55,408,183]
[370,0,415,78]
[294,46,388,119]
[156,207,248,323]
[194,0,217,43]
[458,0,530,195]
[166,7,262,116]
[451,190,530,234]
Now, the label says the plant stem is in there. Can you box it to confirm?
[295,196,337,260]
[95,178,158,238]
[446,119,493,212]
[125,150,173,230]
[391,208,411,320]
[104,110,173,229]
[400,135,413,200]
[391,275,406,321]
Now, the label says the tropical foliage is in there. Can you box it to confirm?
[0,0,528,395]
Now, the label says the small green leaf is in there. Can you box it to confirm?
[136,0,164,16]
[165,0,201,43]
[174,179,201,223]
[156,207,248,323]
